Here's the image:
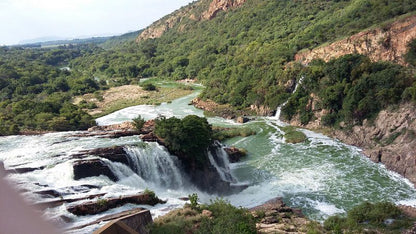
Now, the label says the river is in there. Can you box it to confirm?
[1,90,416,233]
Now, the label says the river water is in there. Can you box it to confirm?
[1,90,416,233]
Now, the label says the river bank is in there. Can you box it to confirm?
[287,102,416,187]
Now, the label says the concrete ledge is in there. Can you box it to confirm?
[93,209,152,234]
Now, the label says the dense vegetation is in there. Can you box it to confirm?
[0,45,102,135]
[154,115,212,165]
[66,0,416,112]
[2,0,416,135]
[324,201,414,233]
[280,54,415,126]
[149,198,256,234]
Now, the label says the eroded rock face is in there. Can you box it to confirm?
[250,198,318,233]
[330,103,416,185]
[137,0,247,41]
[202,0,247,20]
[295,15,416,66]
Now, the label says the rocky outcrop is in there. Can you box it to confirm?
[191,97,252,120]
[224,147,246,163]
[250,104,275,116]
[137,0,247,41]
[202,0,247,20]
[72,146,130,165]
[329,103,416,185]
[295,15,416,65]
[250,198,321,233]
[67,193,165,216]
[73,159,118,181]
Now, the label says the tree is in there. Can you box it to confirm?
[154,115,212,165]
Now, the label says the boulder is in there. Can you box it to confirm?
[224,147,246,163]
[71,146,129,165]
[236,116,249,124]
[73,159,118,181]
[67,193,166,216]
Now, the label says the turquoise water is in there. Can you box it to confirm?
[1,89,415,233]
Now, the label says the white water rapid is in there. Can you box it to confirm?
[1,90,416,233]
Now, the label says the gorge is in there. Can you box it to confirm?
[1,90,416,233]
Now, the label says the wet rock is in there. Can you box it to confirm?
[35,193,106,209]
[73,159,118,181]
[5,166,45,174]
[71,146,129,165]
[224,147,246,163]
[66,193,166,216]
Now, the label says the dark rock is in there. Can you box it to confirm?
[34,185,101,198]
[35,193,106,209]
[224,147,246,163]
[5,166,45,174]
[73,159,118,181]
[71,146,129,165]
[66,193,165,216]
[178,197,190,201]
[34,189,62,198]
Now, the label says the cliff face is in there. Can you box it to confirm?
[136,0,247,42]
[331,103,416,185]
[295,15,416,65]
[290,102,416,185]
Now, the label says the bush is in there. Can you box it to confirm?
[155,115,212,165]
[132,115,146,131]
[325,202,413,233]
[197,198,257,234]
[142,83,157,91]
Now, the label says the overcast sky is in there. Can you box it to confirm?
[0,0,195,45]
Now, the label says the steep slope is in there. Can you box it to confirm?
[136,0,247,41]
[295,14,416,65]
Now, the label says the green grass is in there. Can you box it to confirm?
[280,126,307,144]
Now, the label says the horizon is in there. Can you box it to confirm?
[0,0,195,46]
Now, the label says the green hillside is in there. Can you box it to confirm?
[72,0,416,110]
[1,0,416,135]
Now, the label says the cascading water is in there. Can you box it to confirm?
[207,141,236,183]
[1,90,416,233]
[274,76,305,120]
[123,143,184,189]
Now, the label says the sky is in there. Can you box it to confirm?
[0,0,195,45]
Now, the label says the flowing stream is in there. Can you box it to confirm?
[1,90,416,233]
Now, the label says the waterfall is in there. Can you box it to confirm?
[275,76,305,119]
[207,141,236,183]
[123,143,184,188]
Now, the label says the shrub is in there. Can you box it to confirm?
[188,193,199,210]
[142,83,157,91]
[155,115,212,165]
[132,115,146,131]
[197,198,257,234]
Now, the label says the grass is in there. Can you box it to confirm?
[324,202,415,233]
[148,198,257,234]
[280,126,307,144]
[86,86,193,118]
[212,126,257,141]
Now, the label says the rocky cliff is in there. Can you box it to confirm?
[330,103,416,185]
[295,15,416,65]
[136,0,247,42]
[290,102,416,185]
